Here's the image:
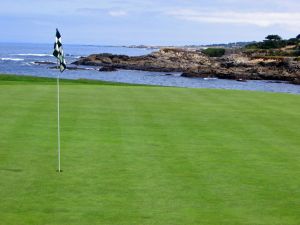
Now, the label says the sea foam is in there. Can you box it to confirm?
[14,53,53,57]
[1,58,24,61]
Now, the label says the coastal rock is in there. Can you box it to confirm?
[72,48,300,84]
[65,66,88,71]
[48,66,90,71]
[73,48,212,72]
[34,61,56,65]
[99,66,118,72]
[291,78,300,85]
[236,78,247,82]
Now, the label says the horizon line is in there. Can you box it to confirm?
[0,40,258,47]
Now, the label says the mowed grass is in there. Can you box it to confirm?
[0,75,300,225]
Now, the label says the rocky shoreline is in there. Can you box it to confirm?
[72,48,300,85]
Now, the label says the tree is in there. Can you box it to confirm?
[265,35,282,41]
[287,38,298,46]
[296,34,300,40]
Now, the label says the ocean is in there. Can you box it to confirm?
[0,43,299,94]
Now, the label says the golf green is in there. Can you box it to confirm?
[0,75,299,225]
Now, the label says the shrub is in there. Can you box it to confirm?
[295,57,300,61]
[202,48,225,57]
[245,40,287,50]
[287,38,298,46]
[294,50,300,56]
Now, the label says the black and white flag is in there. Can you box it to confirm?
[53,29,66,72]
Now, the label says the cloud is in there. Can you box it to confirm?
[76,7,128,18]
[108,10,128,17]
[166,9,300,30]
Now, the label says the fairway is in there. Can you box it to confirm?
[0,75,300,225]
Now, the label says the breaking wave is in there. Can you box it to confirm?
[1,58,24,61]
[14,53,53,57]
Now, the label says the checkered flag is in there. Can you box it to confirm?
[53,29,66,72]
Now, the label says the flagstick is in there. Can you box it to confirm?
[54,28,65,172]
[57,62,61,173]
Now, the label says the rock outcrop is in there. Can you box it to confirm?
[73,48,212,72]
[34,61,56,65]
[99,66,118,72]
[72,48,300,84]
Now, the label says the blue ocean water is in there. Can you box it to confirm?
[0,43,299,94]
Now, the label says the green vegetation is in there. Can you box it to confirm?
[245,49,300,57]
[1,74,300,225]
[245,34,300,57]
[245,34,300,51]
[202,48,226,57]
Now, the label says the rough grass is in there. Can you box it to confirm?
[0,74,300,225]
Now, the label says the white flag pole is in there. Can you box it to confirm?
[57,61,61,173]
[54,28,65,172]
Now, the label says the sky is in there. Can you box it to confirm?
[0,0,300,45]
